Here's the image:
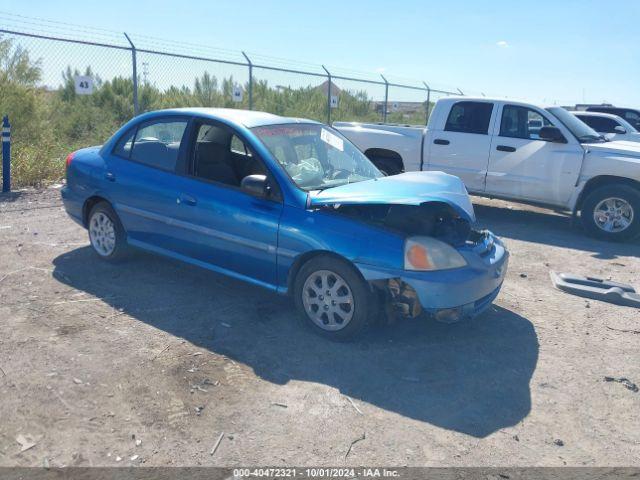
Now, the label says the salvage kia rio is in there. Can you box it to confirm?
[61,108,509,340]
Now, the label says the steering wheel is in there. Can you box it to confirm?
[326,168,352,180]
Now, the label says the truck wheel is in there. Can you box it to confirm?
[581,185,640,241]
[294,255,372,341]
[371,157,401,176]
[88,201,129,262]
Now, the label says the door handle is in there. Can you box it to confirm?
[434,139,450,145]
[177,194,197,206]
[105,172,116,182]
[496,145,516,152]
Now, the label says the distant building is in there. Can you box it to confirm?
[316,80,342,97]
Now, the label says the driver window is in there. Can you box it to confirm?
[500,105,553,140]
[191,123,266,186]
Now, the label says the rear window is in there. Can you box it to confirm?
[444,101,494,135]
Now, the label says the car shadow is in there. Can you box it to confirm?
[473,202,640,259]
[52,247,538,438]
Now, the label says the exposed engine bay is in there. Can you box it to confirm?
[329,201,473,246]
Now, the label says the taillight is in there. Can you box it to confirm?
[65,152,75,169]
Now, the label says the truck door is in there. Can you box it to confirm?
[485,104,584,206]
[426,100,496,192]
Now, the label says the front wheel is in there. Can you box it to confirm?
[294,256,372,341]
[581,185,640,241]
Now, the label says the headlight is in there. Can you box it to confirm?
[404,236,467,271]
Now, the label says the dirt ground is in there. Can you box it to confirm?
[0,186,638,467]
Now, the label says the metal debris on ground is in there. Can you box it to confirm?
[605,325,640,335]
[16,434,37,452]
[345,432,366,458]
[346,396,363,415]
[210,432,225,456]
[272,402,288,408]
[554,439,564,447]
[130,454,139,461]
[604,376,638,393]
[550,272,640,308]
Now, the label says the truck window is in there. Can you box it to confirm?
[577,116,619,134]
[499,105,553,140]
[444,101,493,135]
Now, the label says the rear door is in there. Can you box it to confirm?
[426,100,496,192]
[485,104,583,205]
[104,116,190,252]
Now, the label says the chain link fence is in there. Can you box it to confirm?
[0,21,463,127]
[0,13,469,186]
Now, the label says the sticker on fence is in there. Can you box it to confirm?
[320,128,344,151]
[232,86,243,102]
[74,76,94,95]
[330,95,339,109]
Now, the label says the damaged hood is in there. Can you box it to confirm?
[308,171,476,222]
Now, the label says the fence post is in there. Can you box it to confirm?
[241,51,253,110]
[322,65,331,125]
[2,116,10,193]
[423,82,431,125]
[124,33,139,116]
[381,75,389,123]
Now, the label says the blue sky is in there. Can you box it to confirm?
[2,0,638,106]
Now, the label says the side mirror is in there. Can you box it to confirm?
[539,126,567,143]
[241,174,269,197]
[614,125,626,134]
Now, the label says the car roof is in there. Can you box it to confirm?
[141,107,321,128]
[573,111,623,120]
[438,96,557,109]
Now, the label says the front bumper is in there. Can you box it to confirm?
[357,231,509,320]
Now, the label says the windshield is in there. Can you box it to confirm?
[252,123,382,191]
[546,107,605,143]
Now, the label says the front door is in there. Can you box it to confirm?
[169,120,283,288]
[485,104,583,206]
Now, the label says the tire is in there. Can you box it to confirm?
[87,201,129,262]
[581,185,640,242]
[371,157,401,176]
[293,255,372,341]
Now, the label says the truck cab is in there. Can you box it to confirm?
[335,97,640,241]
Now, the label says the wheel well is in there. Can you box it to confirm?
[364,148,404,172]
[82,196,109,227]
[576,176,640,212]
[286,250,364,295]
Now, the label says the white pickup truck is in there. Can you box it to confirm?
[334,97,640,241]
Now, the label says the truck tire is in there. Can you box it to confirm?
[371,157,401,176]
[294,255,372,341]
[581,185,640,241]
[87,201,129,262]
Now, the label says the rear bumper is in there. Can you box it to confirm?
[61,185,84,227]
[356,231,509,318]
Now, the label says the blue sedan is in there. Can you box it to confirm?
[62,108,508,340]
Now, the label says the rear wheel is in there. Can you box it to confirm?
[581,185,640,241]
[294,256,372,341]
[88,202,128,262]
